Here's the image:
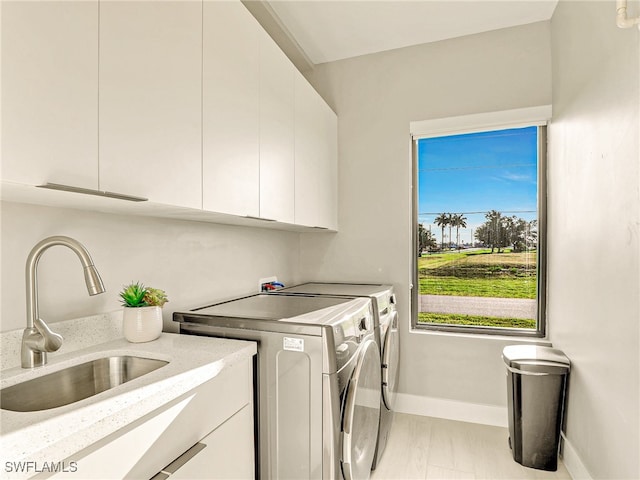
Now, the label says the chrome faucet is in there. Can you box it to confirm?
[22,236,106,368]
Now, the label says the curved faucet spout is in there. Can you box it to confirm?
[22,236,106,368]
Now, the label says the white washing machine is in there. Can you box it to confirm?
[271,283,400,470]
[175,293,381,480]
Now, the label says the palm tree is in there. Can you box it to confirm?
[417,223,436,256]
[451,213,468,250]
[434,213,449,251]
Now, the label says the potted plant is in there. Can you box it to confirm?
[119,282,168,343]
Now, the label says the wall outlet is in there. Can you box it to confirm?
[258,276,278,293]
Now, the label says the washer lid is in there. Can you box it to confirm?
[191,294,361,324]
[279,283,394,313]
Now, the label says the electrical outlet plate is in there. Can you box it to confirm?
[258,276,278,293]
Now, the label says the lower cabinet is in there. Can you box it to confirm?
[155,405,254,480]
[46,358,254,480]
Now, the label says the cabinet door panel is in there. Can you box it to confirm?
[99,1,202,208]
[1,1,98,188]
[259,31,295,223]
[168,405,255,479]
[319,101,338,230]
[202,1,260,217]
[51,358,252,479]
[294,74,338,230]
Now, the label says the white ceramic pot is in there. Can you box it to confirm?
[123,306,163,343]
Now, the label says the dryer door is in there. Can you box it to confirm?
[341,338,381,480]
[382,309,400,410]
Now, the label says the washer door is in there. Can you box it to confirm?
[341,338,382,480]
[382,309,400,410]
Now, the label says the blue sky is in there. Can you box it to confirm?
[417,126,538,245]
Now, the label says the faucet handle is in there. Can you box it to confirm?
[32,317,63,352]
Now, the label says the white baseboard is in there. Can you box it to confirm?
[395,393,508,427]
[561,433,592,480]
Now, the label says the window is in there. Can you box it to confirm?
[411,114,547,336]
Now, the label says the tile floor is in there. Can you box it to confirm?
[371,413,572,480]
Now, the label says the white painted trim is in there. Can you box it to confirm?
[561,432,593,480]
[410,105,552,138]
[395,393,508,427]
[408,326,553,344]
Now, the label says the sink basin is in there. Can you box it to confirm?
[0,355,169,412]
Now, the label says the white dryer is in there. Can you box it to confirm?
[175,293,381,480]
[271,283,400,470]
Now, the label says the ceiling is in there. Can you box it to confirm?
[264,1,559,65]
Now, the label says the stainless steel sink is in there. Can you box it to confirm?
[0,355,169,412]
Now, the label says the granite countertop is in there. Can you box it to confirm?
[0,333,256,476]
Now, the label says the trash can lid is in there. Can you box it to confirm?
[502,345,570,372]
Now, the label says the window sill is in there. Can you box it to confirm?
[409,325,551,344]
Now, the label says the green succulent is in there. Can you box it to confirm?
[119,282,148,308]
[144,287,169,307]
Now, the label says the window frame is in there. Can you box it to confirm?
[410,108,549,337]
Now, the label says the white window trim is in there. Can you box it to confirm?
[410,105,552,139]
[410,106,550,337]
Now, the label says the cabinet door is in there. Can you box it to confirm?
[99,1,202,208]
[259,31,295,223]
[168,405,255,479]
[294,73,338,230]
[50,358,252,479]
[202,1,260,217]
[1,1,98,188]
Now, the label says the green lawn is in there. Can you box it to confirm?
[419,249,537,299]
[418,312,536,329]
[419,276,536,298]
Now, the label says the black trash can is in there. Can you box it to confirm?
[502,345,570,471]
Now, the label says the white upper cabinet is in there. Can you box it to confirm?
[294,72,338,230]
[1,1,99,188]
[99,1,202,208]
[202,1,260,217]
[259,30,296,224]
[1,0,337,232]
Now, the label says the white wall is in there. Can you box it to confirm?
[0,201,301,333]
[300,21,552,409]
[549,1,639,478]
